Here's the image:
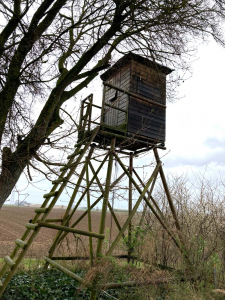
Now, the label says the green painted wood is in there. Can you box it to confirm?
[67,149,83,159]
[52,178,66,184]
[44,257,84,285]
[56,170,126,245]
[47,148,95,263]
[88,161,124,237]
[0,130,81,282]
[96,138,115,256]
[34,207,48,213]
[25,223,39,230]
[74,137,89,148]
[44,129,100,269]
[106,158,161,256]
[0,130,102,296]
[4,256,15,269]
[86,158,93,266]
[38,222,105,239]
[59,166,69,171]
[62,152,109,229]
[43,191,58,198]
[45,219,63,223]
[15,239,27,249]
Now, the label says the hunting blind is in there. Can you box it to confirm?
[0,54,191,300]
[99,53,172,150]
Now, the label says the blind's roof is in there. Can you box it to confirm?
[100,52,173,81]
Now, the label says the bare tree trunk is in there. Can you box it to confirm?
[0,150,27,208]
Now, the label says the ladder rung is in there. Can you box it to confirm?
[4,256,15,269]
[38,222,105,239]
[25,223,39,230]
[15,239,27,249]
[60,166,69,171]
[44,257,84,284]
[74,139,88,148]
[52,178,66,184]
[59,162,75,172]
[67,149,82,159]
[43,191,58,198]
[35,207,48,213]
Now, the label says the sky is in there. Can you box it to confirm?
[7,39,225,207]
[164,40,225,179]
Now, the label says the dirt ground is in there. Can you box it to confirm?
[0,206,127,259]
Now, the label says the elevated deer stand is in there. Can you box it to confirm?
[0,54,190,299]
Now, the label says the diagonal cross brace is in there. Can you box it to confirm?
[106,159,162,256]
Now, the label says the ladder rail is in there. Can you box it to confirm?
[0,127,100,296]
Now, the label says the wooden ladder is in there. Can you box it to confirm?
[0,127,100,297]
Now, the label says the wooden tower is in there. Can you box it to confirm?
[97,52,172,150]
[0,54,190,299]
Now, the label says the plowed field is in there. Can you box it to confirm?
[0,206,127,258]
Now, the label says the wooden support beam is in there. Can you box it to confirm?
[0,129,100,294]
[153,149,191,265]
[114,152,190,259]
[45,131,99,266]
[44,257,84,285]
[45,219,63,223]
[128,153,133,263]
[57,195,104,245]
[86,157,94,266]
[96,138,116,256]
[132,168,165,222]
[90,138,116,300]
[103,82,166,109]
[88,161,124,237]
[0,130,99,288]
[99,130,157,148]
[57,170,127,245]
[67,149,83,159]
[97,277,173,290]
[62,152,109,228]
[106,159,161,256]
[51,256,89,261]
[52,178,66,184]
[153,148,181,231]
[38,222,105,239]
[62,146,95,224]
[74,136,90,148]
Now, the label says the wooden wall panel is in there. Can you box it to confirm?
[103,65,130,129]
[128,97,165,142]
[130,61,166,105]
[102,57,167,143]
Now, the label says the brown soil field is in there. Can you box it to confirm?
[0,206,128,259]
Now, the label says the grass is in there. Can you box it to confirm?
[0,258,45,271]
[1,259,223,300]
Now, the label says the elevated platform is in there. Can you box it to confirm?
[78,94,166,154]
